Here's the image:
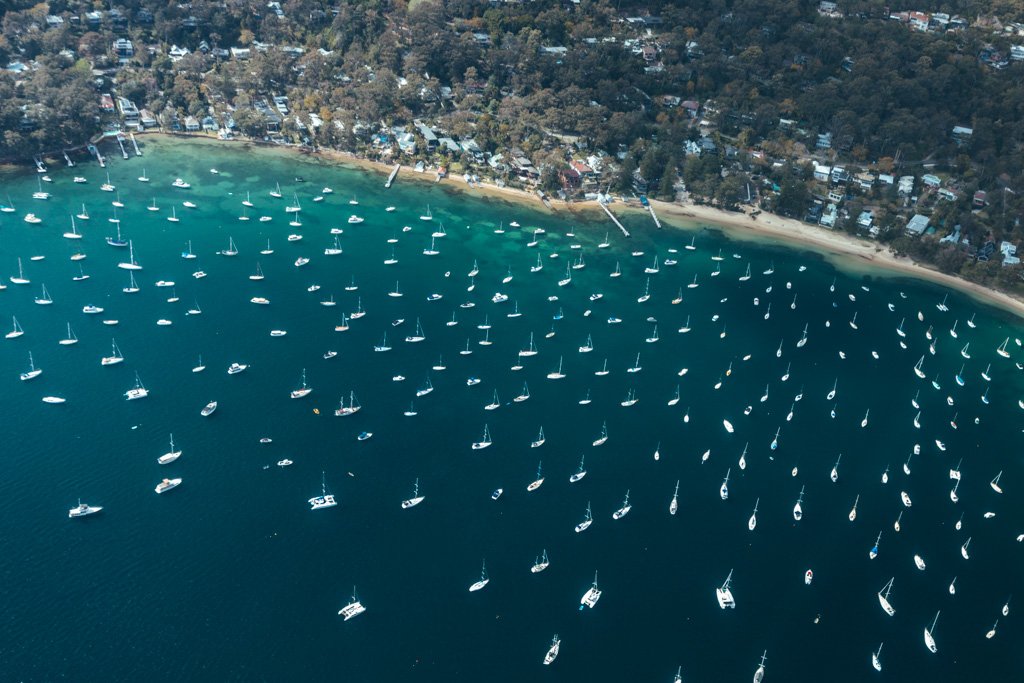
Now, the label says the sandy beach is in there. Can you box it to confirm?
[139,133,1024,321]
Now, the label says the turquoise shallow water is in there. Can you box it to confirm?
[1,137,1022,681]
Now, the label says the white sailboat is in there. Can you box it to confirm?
[878,577,895,616]
[670,480,680,515]
[471,424,492,450]
[468,560,489,592]
[793,485,805,521]
[543,634,560,665]
[57,322,78,346]
[611,490,632,519]
[748,498,759,531]
[753,651,767,683]
[720,468,731,500]
[290,369,312,398]
[401,478,425,509]
[574,501,594,532]
[158,434,182,464]
[872,643,883,672]
[570,455,587,483]
[117,239,142,270]
[19,351,42,380]
[527,461,544,491]
[924,611,940,653]
[531,549,550,574]
[5,316,24,339]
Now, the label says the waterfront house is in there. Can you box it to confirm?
[906,214,929,236]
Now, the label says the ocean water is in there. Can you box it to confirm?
[1,137,1022,681]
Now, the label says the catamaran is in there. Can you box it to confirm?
[580,572,601,608]
[338,587,366,621]
[308,472,337,510]
[716,569,736,609]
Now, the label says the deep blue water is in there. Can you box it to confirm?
[0,137,1021,681]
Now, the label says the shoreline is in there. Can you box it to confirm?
[136,132,1024,321]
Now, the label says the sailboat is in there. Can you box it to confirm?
[158,434,182,465]
[290,369,312,398]
[793,486,805,520]
[5,316,24,339]
[997,338,1010,358]
[991,471,1004,493]
[716,569,736,609]
[123,271,140,293]
[570,455,587,483]
[334,391,361,416]
[592,421,608,446]
[872,643,883,672]
[405,318,426,343]
[401,478,425,508]
[637,277,651,303]
[58,323,78,346]
[878,577,896,616]
[100,339,124,366]
[849,494,859,521]
[63,216,82,240]
[468,560,489,592]
[471,424,492,450]
[748,498,759,530]
[546,357,566,380]
[612,490,632,519]
[924,611,940,653]
[34,283,53,305]
[10,257,30,284]
[543,634,560,665]
[831,455,842,483]
[670,480,680,515]
[869,531,882,559]
[531,550,550,574]
[308,471,337,510]
[753,652,767,683]
[530,426,546,448]
[720,469,731,500]
[19,352,42,380]
[527,461,544,491]
[117,240,142,270]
